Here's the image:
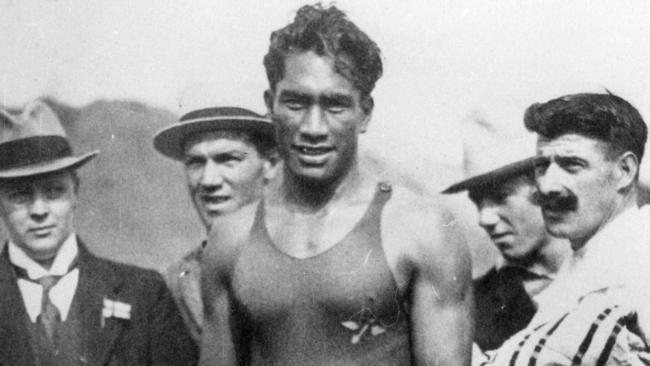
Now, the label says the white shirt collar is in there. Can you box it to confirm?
[566,205,650,285]
[8,234,79,279]
[533,205,650,322]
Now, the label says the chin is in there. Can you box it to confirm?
[26,244,60,262]
[545,224,572,239]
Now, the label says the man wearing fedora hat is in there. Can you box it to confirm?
[443,154,569,352]
[154,106,277,345]
[0,100,197,366]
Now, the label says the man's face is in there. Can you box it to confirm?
[184,132,273,228]
[534,133,620,245]
[473,179,549,263]
[265,51,372,184]
[0,170,77,263]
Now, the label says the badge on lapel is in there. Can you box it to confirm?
[101,298,132,327]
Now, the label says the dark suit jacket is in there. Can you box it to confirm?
[0,239,198,366]
[164,244,204,344]
[473,266,537,351]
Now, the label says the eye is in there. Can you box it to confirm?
[43,183,68,199]
[184,156,205,170]
[321,97,351,114]
[558,157,585,173]
[214,154,245,165]
[6,189,31,204]
[326,105,345,114]
[280,97,307,111]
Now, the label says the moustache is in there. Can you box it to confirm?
[531,191,578,212]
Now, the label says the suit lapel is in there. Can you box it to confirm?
[75,240,127,366]
[0,244,36,366]
[179,249,204,332]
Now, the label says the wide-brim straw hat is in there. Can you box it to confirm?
[153,106,275,161]
[0,100,98,179]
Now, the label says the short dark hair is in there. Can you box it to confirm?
[524,92,648,163]
[263,3,383,98]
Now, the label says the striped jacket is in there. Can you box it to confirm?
[477,206,650,366]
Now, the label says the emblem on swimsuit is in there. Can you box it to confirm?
[341,307,387,344]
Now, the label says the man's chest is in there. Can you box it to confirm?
[265,203,370,258]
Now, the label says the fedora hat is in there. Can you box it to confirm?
[153,106,275,160]
[442,156,540,194]
[442,112,539,194]
[0,100,98,179]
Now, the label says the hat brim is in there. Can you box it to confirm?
[153,117,275,161]
[0,150,99,179]
[442,156,539,194]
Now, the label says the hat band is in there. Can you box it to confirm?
[0,136,73,170]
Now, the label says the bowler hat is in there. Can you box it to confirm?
[442,156,539,194]
[153,106,275,160]
[0,100,98,179]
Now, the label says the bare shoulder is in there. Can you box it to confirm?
[381,183,471,293]
[383,183,464,254]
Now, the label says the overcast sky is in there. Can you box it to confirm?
[2,0,650,189]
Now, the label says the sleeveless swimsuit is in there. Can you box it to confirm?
[231,182,411,365]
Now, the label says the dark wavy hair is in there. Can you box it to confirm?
[524,92,647,163]
[263,3,383,98]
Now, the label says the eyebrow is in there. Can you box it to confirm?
[278,90,312,101]
[186,150,247,160]
[278,90,354,106]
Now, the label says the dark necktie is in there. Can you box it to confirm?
[36,274,62,341]
[13,262,77,342]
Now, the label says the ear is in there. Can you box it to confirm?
[358,96,374,134]
[615,151,639,191]
[263,89,275,115]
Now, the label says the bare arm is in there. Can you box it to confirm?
[409,209,473,366]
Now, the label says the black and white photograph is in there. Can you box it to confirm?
[1,0,650,365]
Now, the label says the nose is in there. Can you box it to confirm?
[536,161,564,196]
[199,160,225,190]
[299,106,328,142]
[28,193,50,221]
[477,201,499,230]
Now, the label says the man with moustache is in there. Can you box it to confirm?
[443,156,569,351]
[477,93,650,366]
[0,100,197,366]
[154,106,277,345]
[199,4,472,366]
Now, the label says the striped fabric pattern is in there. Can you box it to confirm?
[478,297,649,366]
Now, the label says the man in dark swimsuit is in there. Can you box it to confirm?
[443,156,569,351]
[199,4,473,366]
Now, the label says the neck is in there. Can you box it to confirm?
[280,159,362,213]
[35,257,56,271]
[206,198,261,232]
[528,237,570,276]
[208,198,261,245]
[570,191,637,251]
